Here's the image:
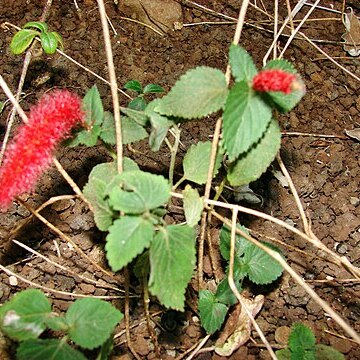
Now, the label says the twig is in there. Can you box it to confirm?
[282,131,349,139]
[12,239,124,293]
[185,334,211,360]
[0,263,121,299]
[228,209,277,359]
[119,16,164,36]
[97,0,123,173]
[324,329,360,345]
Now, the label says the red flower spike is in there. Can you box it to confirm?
[252,69,297,94]
[0,90,84,210]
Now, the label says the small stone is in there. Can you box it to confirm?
[350,197,360,206]
[8,276,17,286]
[79,283,95,294]
[275,326,291,345]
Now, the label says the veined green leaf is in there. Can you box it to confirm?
[23,21,48,32]
[10,29,39,55]
[229,44,258,82]
[66,298,123,349]
[105,216,154,271]
[124,80,142,93]
[222,80,272,160]
[149,225,196,310]
[288,323,316,360]
[199,290,228,334]
[40,31,58,54]
[227,119,281,186]
[155,67,228,119]
[143,83,165,94]
[183,185,203,227]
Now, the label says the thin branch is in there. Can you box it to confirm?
[185,334,211,360]
[97,0,123,173]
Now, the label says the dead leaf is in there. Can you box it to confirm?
[345,128,360,141]
[215,294,264,356]
[342,8,360,57]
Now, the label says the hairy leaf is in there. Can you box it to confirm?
[149,225,196,310]
[105,216,154,271]
[288,323,316,360]
[0,289,51,341]
[120,107,149,126]
[183,185,203,227]
[229,44,258,82]
[155,67,228,119]
[108,171,171,214]
[183,141,223,185]
[17,339,87,360]
[315,345,345,360]
[199,290,228,334]
[227,119,281,186]
[215,277,242,306]
[219,225,251,261]
[66,298,123,349]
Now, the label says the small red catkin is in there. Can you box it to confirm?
[252,69,297,94]
[0,90,84,210]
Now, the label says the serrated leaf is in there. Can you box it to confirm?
[0,289,51,341]
[83,160,139,231]
[215,277,242,306]
[124,80,142,93]
[120,107,149,126]
[83,85,104,126]
[242,241,283,285]
[23,21,48,32]
[149,225,196,310]
[288,323,316,360]
[183,141,223,185]
[219,225,251,261]
[263,60,305,112]
[99,111,116,145]
[276,348,291,360]
[128,96,147,111]
[143,83,165,94]
[44,316,68,331]
[108,171,171,214]
[183,185,203,227]
[229,44,258,82]
[105,216,154,271]
[155,67,228,119]
[199,290,228,334]
[40,31,58,54]
[316,345,345,360]
[223,81,272,160]
[66,298,123,349]
[10,29,39,55]
[17,339,87,360]
[227,118,281,186]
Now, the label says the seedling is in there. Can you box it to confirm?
[0,289,123,359]
[124,80,165,111]
[10,21,63,55]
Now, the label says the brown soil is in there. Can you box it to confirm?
[0,0,359,359]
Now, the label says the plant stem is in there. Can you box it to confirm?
[166,125,181,187]
[96,0,123,174]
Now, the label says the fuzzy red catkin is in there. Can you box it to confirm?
[252,69,296,94]
[0,90,84,210]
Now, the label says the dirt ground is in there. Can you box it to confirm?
[0,0,359,359]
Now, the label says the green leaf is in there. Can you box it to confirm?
[0,289,51,341]
[215,277,242,306]
[198,290,228,334]
[149,225,196,310]
[315,345,345,360]
[183,141,223,185]
[133,252,150,281]
[96,336,114,360]
[23,21,48,32]
[120,107,149,126]
[222,80,272,160]
[10,29,39,55]
[227,119,281,186]
[229,44,258,82]
[52,31,64,51]
[183,185,203,227]
[83,85,104,126]
[143,83,165,94]
[155,66,228,119]
[263,59,305,112]
[122,116,148,144]
[146,99,175,151]
[124,80,142,93]
[0,101,5,114]
[83,162,118,231]
[66,298,123,349]
[276,348,291,360]
[242,241,283,285]
[105,216,154,271]
[288,323,316,360]
[128,97,147,111]
[99,111,116,145]
[40,31,58,54]
[219,225,251,261]
[108,171,171,214]
[17,339,87,360]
